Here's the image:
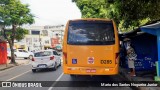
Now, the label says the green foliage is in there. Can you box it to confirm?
[8,28,28,41]
[0,0,34,63]
[75,0,108,18]
[73,0,160,32]
[4,28,28,41]
[0,0,34,26]
[15,28,28,41]
[0,0,34,41]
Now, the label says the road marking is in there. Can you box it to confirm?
[6,70,31,81]
[48,73,64,90]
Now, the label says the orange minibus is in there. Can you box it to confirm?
[63,18,119,75]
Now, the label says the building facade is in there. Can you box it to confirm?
[16,25,65,51]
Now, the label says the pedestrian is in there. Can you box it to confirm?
[119,43,126,67]
[124,38,137,76]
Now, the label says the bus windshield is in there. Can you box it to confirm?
[67,20,115,45]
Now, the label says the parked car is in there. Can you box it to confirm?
[31,50,61,72]
[7,49,34,59]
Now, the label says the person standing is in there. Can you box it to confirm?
[124,38,137,76]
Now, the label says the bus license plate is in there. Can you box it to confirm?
[86,69,96,73]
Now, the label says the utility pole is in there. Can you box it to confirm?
[39,33,42,50]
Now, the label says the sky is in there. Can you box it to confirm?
[21,0,81,26]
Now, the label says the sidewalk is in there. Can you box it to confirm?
[0,59,30,71]
[120,67,160,90]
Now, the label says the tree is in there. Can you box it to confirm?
[2,27,29,41]
[73,0,160,32]
[0,0,34,64]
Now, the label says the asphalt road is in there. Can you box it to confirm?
[0,60,133,90]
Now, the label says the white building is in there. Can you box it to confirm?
[17,25,65,51]
[44,25,65,43]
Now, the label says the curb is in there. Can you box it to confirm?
[0,62,28,71]
[119,68,159,90]
[0,65,15,71]
[119,67,139,90]
[0,63,19,71]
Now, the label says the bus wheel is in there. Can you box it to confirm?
[70,74,76,77]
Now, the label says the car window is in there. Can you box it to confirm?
[19,50,23,52]
[34,52,44,57]
[53,51,58,55]
[23,50,28,53]
[44,51,52,56]
[34,51,52,57]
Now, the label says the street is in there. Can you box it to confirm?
[0,1,160,90]
[0,59,133,90]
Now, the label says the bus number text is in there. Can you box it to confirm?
[101,60,112,64]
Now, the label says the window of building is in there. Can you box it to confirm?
[45,40,49,44]
[42,30,48,36]
[33,38,39,42]
[26,38,32,45]
[31,30,40,35]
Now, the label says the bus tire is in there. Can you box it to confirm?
[70,74,76,77]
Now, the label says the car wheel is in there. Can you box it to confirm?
[14,55,17,59]
[53,62,57,71]
[32,69,36,73]
[8,57,11,60]
[29,55,33,60]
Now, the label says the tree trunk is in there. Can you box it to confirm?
[10,25,17,64]
[9,40,16,64]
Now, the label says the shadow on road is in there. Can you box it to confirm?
[32,66,61,73]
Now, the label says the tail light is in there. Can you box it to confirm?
[32,58,35,61]
[63,52,67,64]
[50,56,54,60]
[115,53,119,64]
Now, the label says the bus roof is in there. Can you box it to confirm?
[68,18,113,22]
